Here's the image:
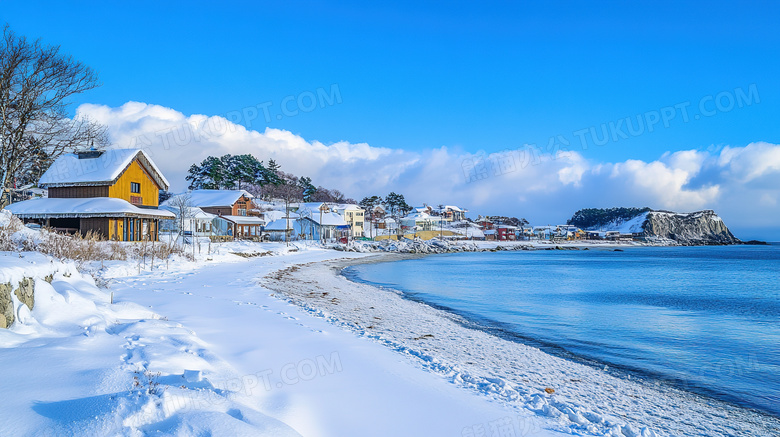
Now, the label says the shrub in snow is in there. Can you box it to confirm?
[0,210,192,265]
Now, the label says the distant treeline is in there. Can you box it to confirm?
[183,154,356,203]
[567,207,651,229]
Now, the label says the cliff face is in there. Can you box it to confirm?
[640,210,740,245]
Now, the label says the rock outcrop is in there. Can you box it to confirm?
[0,277,39,328]
[640,210,740,245]
[0,283,14,328]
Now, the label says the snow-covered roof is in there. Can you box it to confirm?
[301,211,349,227]
[163,190,254,209]
[6,197,175,219]
[298,202,330,212]
[403,212,442,221]
[262,210,299,222]
[216,215,264,225]
[159,205,215,220]
[264,218,294,231]
[331,203,362,211]
[38,149,170,190]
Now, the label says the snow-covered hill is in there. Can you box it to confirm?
[577,208,740,245]
[589,212,649,233]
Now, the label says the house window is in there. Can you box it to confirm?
[131,182,141,193]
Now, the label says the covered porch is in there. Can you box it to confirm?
[212,215,264,240]
[5,197,175,241]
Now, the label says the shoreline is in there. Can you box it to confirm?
[261,252,780,437]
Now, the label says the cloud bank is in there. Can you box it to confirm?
[78,102,780,239]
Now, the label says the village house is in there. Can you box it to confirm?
[184,189,255,216]
[364,205,388,238]
[6,149,174,241]
[434,205,468,222]
[162,189,264,240]
[159,205,216,237]
[295,210,350,242]
[401,211,444,232]
[263,211,301,241]
[297,202,365,239]
[476,216,494,230]
[330,204,365,238]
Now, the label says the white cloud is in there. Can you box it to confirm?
[718,141,780,183]
[77,102,780,239]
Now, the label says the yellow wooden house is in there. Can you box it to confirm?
[6,149,174,241]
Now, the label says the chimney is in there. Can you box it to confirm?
[76,149,105,159]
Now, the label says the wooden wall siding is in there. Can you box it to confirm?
[201,206,232,215]
[48,186,109,198]
[234,197,249,215]
[80,218,110,238]
[199,196,252,216]
[108,159,161,207]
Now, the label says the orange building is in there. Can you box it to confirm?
[6,149,174,241]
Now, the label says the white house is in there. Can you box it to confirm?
[401,211,444,231]
[436,205,468,221]
[159,205,216,236]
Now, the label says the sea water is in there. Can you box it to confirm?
[345,245,780,417]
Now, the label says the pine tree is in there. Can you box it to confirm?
[384,192,411,236]
[359,195,383,238]
[219,155,237,189]
[186,156,226,189]
[298,176,317,202]
[231,154,263,189]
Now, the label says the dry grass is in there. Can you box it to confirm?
[0,214,23,251]
[0,213,192,265]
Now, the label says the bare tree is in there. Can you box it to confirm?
[168,192,193,235]
[267,177,303,246]
[0,24,107,191]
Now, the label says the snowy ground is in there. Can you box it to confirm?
[2,237,776,436]
[1,242,568,436]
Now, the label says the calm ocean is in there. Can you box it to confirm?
[345,245,780,417]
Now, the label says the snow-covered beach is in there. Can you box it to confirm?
[2,223,778,436]
[261,251,780,437]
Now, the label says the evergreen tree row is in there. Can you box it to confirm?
[185,154,282,190]
[185,154,357,203]
[567,207,652,229]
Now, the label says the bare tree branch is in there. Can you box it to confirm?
[0,24,107,190]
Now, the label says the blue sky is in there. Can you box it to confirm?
[3,2,780,238]
[4,1,778,160]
